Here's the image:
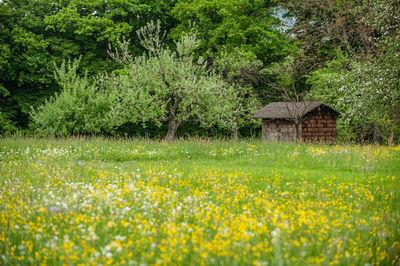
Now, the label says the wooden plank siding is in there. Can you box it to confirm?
[262,119,297,141]
[254,102,339,142]
[301,106,337,142]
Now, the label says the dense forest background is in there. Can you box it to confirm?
[0,0,399,143]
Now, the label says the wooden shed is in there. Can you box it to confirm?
[253,102,340,142]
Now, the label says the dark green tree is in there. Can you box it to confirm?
[0,0,175,130]
[171,0,293,66]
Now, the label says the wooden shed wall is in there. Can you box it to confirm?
[260,106,338,142]
[262,119,297,141]
[301,107,337,142]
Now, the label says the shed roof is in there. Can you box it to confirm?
[253,102,339,119]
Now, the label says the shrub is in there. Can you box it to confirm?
[31,59,114,137]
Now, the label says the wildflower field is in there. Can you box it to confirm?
[1,138,399,265]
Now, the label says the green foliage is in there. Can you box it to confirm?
[1,138,399,264]
[31,59,114,137]
[213,48,262,86]
[0,0,292,138]
[0,0,174,129]
[307,0,400,143]
[104,22,237,140]
[3,0,397,143]
[213,48,262,139]
[171,0,293,65]
[308,49,400,143]
[306,49,350,111]
[0,82,17,135]
[0,112,17,136]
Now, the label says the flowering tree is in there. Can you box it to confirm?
[105,21,236,141]
[307,0,400,143]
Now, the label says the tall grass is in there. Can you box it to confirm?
[1,137,399,265]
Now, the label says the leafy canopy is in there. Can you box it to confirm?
[31,59,114,137]
[104,21,237,141]
[171,0,293,65]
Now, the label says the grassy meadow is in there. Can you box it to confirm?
[1,137,400,265]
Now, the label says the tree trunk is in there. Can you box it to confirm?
[164,98,183,142]
[165,119,177,142]
[388,130,394,146]
[373,125,380,144]
[164,108,184,142]
[233,128,238,142]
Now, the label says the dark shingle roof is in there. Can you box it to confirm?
[253,102,339,119]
